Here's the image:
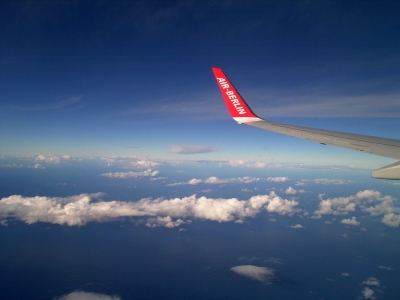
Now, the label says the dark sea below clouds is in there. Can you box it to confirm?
[0,214,399,300]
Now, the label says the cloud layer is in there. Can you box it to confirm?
[168,144,218,154]
[0,192,299,227]
[167,176,260,186]
[101,169,159,179]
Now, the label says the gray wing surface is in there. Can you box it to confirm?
[212,67,400,180]
[247,120,400,160]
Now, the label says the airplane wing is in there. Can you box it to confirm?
[212,67,400,180]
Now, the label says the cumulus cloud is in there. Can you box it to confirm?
[145,216,184,228]
[377,265,392,271]
[55,290,121,300]
[341,216,360,226]
[167,176,259,186]
[341,273,350,276]
[290,224,303,229]
[228,160,245,166]
[101,169,159,179]
[361,287,375,299]
[168,144,217,154]
[360,277,380,300]
[230,265,276,284]
[267,177,290,182]
[314,190,400,227]
[0,192,299,227]
[36,154,71,163]
[130,160,159,168]
[285,187,297,194]
[362,277,380,286]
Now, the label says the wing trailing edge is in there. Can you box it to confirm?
[212,67,400,180]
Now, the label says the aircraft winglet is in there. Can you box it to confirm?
[212,68,262,124]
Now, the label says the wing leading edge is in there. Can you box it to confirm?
[212,67,400,180]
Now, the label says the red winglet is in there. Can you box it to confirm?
[212,68,260,123]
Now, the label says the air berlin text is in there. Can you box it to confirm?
[217,78,246,115]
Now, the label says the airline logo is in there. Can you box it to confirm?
[216,77,247,115]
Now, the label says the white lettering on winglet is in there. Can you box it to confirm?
[217,78,247,115]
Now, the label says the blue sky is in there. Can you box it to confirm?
[1,0,400,170]
[2,3,400,299]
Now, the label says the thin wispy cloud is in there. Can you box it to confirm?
[8,96,83,111]
[168,144,218,154]
[247,86,400,118]
[377,265,392,271]
[167,176,260,186]
[296,178,348,186]
[101,169,159,179]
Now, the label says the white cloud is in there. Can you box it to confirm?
[150,177,167,181]
[290,224,303,229]
[341,273,350,276]
[377,265,392,271]
[285,187,297,194]
[341,217,360,226]
[267,177,290,182]
[314,190,400,227]
[264,257,284,265]
[244,162,271,168]
[28,164,45,169]
[0,164,23,168]
[362,277,380,286]
[0,192,299,226]
[264,196,300,216]
[167,176,259,186]
[228,160,245,166]
[381,213,400,227]
[36,154,71,163]
[297,178,348,186]
[130,160,159,168]
[101,169,159,179]
[56,290,121,300]
[361,287,375,299]
[168,144,217,154]
[230,265,276,284]
[145,216,184,228]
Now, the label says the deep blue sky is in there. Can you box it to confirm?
[1,0,400,168]
[1,3,400,298]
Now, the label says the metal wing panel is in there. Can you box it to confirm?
[246,120,400,160]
